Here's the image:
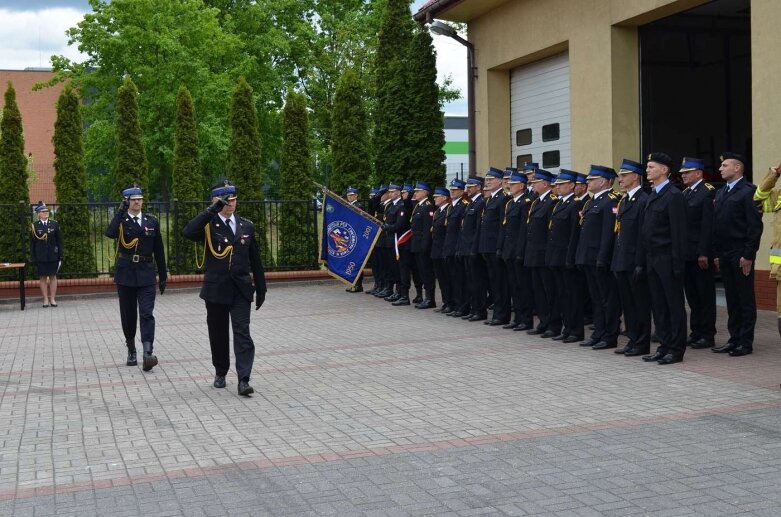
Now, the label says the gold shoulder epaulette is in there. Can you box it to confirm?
[705,183,715,191]
[608,192,620,200]
[550,194,558,200]
[240,216,254,225]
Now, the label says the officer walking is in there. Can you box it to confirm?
[30,202,63,307]
[104,184,167,370]
[679,157,717,349]
[611,159,651,357]
[638,153,688,365]
[182,180,267,395]
[712,152,763,357]
[546,170,582,342]
[575,166,620,350]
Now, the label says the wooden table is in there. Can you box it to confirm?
[0,263,26,310]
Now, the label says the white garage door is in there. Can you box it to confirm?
[510,52,571,173]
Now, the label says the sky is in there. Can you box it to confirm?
[0,0,467,115]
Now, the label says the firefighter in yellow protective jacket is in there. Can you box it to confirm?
[753,161,781,336]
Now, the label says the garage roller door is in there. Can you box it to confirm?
[510,52,571,173]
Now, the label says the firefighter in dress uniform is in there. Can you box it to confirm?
[30,202,63,308]
[104,184,167,370]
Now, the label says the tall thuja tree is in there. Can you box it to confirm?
[172,86,202,273]
[407,27,445,188]
[53,86,96,277]
[114,76,148,195]
[331,68,370,197]
[373,0,415,184]
[227,77,272,266]
[0,82,30,267]
[279,90,315,269]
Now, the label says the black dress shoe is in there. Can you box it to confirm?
[468,314,487,322]
[614,346,629,354]
[728,345,753,357]
[126,350,137,366]
[540,330,559,339]
[712,342,736,353]
[580,338,600,347]
[623,347,650,357]
[686,335,699,345]
[690,338,715,349]
[415,299,436,309]
[434,305,450,313]
[513,323,533,331]
[657,354,683,365]
[484,319,506,326]
[412,295,423,304]
[391,296,410,306]
[238,380,254,396]
[142,352,158,372]
[502,322,519,330]
[527,328,545,335]
[213,375,226,388]
[374,289,391,298]
[461,313,474,320]
[592,341,617,350]
[449,311,465,318]
[385,293,400,302]
[562,335,584,343]
[642,351,665,362]
[552,334,568,341]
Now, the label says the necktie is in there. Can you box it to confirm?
[132,216,140,228]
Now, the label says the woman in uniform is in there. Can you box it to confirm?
[30,202,63,307]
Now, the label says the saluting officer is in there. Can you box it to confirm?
[679,157,717,349]
[457,177,487,321]
[105,184,167,370]
[573,172,594,326]
[381,183,410,305]
[401,184,424,303]
[30,202,63,308]
[611,159,651,357]
[525,169,560,337]
[637,153,687,365]
[480,167,510,325]
[409,182,436,308]
[444,179,470,317]
[575,166,620,350]
[344,187,364,293]
[547,170,582,342]
[431,187,451,313]
[498,172,533,330]
[182,180,267,396]
[712,152,763,357]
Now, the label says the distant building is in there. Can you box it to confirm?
[444,115,469,181]
[0,69,64,204]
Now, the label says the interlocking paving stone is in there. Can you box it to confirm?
[1,283,780,515]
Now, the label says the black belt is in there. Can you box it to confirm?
[118,254,153,263]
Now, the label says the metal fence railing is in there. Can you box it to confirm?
[0,199,321,281]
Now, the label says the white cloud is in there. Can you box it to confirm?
[432,36,468,116]
[0,8,87,69]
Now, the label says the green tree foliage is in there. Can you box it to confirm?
[330,68,371,197]
[115,76,148,195]
[373,0,415,184]
[53,86,96,277]
[172,86,202,274]
[279,90,315,268]
[227,77,273,267]
[406,28,445,188]
[44,0,246,200]
[0,82,30,265]
[228,78,263,201]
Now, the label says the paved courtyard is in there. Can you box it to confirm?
[1,282,781,516]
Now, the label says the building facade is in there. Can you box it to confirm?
[416,0,779,309]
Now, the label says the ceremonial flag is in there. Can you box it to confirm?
[319,189,382,286]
